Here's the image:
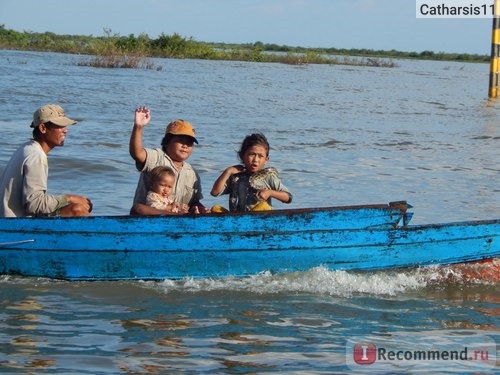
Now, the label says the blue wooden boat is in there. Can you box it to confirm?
[0,201,498,280]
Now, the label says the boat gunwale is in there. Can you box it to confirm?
[0,201,410,221]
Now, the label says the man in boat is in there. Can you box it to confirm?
[0,104,92,217]
[129,107,209,215]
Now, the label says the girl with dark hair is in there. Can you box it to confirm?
[211,133,292,212]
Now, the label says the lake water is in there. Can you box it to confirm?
[0,50,498,374]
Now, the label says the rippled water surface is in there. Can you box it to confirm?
[0,50,498,374]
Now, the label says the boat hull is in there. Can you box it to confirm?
[0,203,498,280]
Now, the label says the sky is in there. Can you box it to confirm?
[0,0,494,55]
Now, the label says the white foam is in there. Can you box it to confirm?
[149,266,432,297]
[2,260,495,294]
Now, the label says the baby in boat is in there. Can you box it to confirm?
[146,166,188,214]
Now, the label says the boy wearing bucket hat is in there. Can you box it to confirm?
[0,104,92,217]
[129,106,209,215]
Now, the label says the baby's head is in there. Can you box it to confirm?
[148,166,176,196]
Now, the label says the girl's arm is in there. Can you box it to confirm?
[258,189,292,204]
[211,165,244,196]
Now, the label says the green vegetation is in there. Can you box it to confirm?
[0,25,490,70]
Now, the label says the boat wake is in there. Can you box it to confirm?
[2,259,497,297]
[148,259,499,297]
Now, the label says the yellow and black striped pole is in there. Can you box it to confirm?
[489,0,500,98]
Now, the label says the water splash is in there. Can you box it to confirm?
[2,260,497,295]
[146,260,498,297]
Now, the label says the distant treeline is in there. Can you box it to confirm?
[0,25,490,69]
[227,41,490,63]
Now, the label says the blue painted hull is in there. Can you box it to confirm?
[0,202,498,280]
